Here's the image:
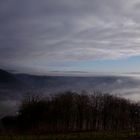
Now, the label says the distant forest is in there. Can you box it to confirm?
[0,91,140,134]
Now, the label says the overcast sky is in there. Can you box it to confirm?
[1,0,140,75]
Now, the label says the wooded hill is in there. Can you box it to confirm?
[1,91,140,134]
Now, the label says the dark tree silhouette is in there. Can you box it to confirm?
[1,91,140,134]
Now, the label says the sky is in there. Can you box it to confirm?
[1,0,140,75]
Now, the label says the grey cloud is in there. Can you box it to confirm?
[1,0,140,72]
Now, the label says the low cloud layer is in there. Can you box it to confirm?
[1,0,140,73]
[1,74,140,117]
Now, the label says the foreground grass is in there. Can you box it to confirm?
[0,132,140,140]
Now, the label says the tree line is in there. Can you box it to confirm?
[1,91,140,134]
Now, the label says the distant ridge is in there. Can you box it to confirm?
[0,68,140,101]
[0,69,18,83]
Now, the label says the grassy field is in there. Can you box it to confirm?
[0,132,140,140]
